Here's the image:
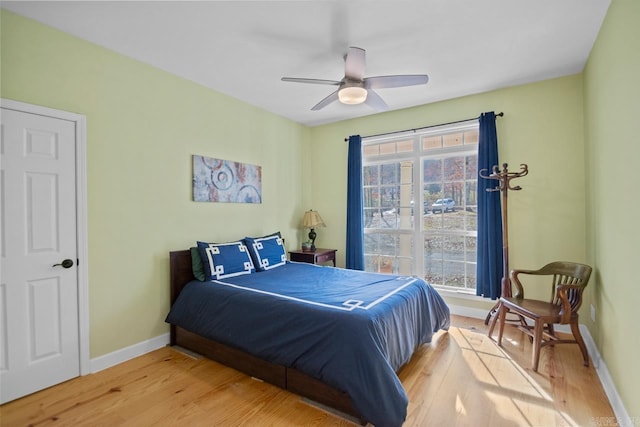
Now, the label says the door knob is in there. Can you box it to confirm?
[53,259,74,268]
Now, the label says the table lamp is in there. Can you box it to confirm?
[301,209,325,252]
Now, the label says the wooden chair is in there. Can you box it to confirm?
[488,261,592,372]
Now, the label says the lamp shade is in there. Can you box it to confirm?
[338,85,367,105]
[302,210,326,229]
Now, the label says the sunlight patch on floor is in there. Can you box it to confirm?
[449,325,581,427]
[455,394,467,416]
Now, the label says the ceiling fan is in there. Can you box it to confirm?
[281,46,429,111]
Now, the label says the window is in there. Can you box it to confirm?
[362,121,479,292]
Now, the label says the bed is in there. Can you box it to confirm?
[166,246,450,427]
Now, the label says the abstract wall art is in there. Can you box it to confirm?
[193,155,262,203]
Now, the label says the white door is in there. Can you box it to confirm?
[1,107,80,403]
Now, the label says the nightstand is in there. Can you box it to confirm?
[289,248,337,267]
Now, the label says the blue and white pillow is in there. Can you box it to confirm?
[244,234,286,271]
[196,241,255,280]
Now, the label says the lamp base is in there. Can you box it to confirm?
[308,228,317,252]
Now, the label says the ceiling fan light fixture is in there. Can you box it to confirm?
[338,84,367,105]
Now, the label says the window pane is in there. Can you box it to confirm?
[363,165,379,185]
[379,234,398,256]
[461,209,477,231]
[422,135,441,150]
[466,236,477,263]
[444,156,465,182]
[465,155,478,179]
[449,212,466,231]
[424,187,442,211]
[466,272,477,289]
[397,139,414,153]
[380,163,398,185]
[364,233,379,254]
[371,209,395,229]
[363,187,379,208]
[364,254,378,272]
[363,144,380,158]
[444,235,464,259]
[443,132,463,147]
[423,159,442,183]
[377,256,395,273]
[424,212,443,230]
[443,261,466,287]
[381,186,399,208]
[466,237,477,289]
[465,180,477,207]
[443,182,462,207]
[379,142,396,155]
[424,235,443,285]
[464,129,479,145]
[363,208,376,228]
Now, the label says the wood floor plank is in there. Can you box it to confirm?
[0,315,615,426]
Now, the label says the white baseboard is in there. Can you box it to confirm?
[448,303,491,320]
[580,326,633,427]
[90,333,170,373]
[449,304,632,427]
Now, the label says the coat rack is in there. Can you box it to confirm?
[479,163,528,324]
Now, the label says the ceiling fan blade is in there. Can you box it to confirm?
[365,74,429,89]
[281,77,341,86]
[344,47,366,81]
[311,90,340,111]
[364,89,388,112]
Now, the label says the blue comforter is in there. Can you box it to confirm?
[165,262,450,426]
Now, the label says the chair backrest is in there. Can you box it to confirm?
[538,261,592,311]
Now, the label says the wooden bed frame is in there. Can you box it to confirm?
[168,250,365,424]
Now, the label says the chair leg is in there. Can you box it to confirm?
[532,320,544,372]
[497,302,508,347]
[487,301,501,339]
[546,323,555,338]
[571,319,589,367]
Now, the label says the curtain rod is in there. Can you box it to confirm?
[344,111,504,142]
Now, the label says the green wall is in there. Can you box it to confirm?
[1,10,311,357]
[2,3,638,419]
[584,0,640,418]
[309,74,588,310]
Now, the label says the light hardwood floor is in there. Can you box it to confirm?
[1,315,615,426]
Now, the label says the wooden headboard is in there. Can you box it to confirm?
[170,250,195,303]
[169,249,195,344]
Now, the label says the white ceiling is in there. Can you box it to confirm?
[2,1,611,127]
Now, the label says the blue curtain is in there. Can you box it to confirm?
[476,112,504,299]
[346,135,365,270]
